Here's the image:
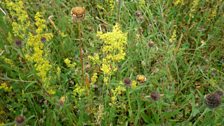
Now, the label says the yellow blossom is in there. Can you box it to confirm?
[73,84,85,97]
[91,73,98,84]
[95,23,127,84]
[0,82,12,92]
[169,28,177,43]
[64,58,76,68]
[47,89,56,95]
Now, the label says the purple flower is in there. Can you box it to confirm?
[150,92,160,101]
[41,37,46,43]
[15,40,22,46]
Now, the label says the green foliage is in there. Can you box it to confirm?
[0,0,224,125]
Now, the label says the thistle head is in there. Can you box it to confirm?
[71,7,85,22]
[205,91,223,108]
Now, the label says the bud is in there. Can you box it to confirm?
[148,40,154,47]
[15,115,25,126]
[205,91,222,108]
[150,92,160,101]
[123,77,132,86]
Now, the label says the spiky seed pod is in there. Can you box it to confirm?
[123,77,132,86]
[71,7,85,22]
[150,92,160,101]
[15,115,25,125]
[205,92,222,108]
[136,75,146,83]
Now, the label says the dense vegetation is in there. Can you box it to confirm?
[0,0,224,125]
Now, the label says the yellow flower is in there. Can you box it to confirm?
[131,80,137,89]
[47,89,56,95]
[0,82,12,92]
[91,73,98,84]
[64,58,76,68]
[95,23,127,84]
[169,28,177,43]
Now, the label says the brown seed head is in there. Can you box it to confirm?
[71,7,85,22]
[123,77,132,86]
[150,92,160,101]
[15,115,25,124]
[148,40,154,47]
[205,92,222,108]
[136,75,146,83]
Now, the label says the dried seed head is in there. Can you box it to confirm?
[136,75,146,83]
[15,115,25,125]
[205,92,222,108]
[148,40,154,47]
[150,92,160,101]
[71,7,85,22]
[123,77,132,86]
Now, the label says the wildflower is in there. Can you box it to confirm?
[73,84,85,97]
[15,40,22,46]
[108,0,115,10]
[64,58,76,68]
[123,77,131,86]
[91,73,98,84]
[150,92,160,101]
[47,89,56,95]
[205,91,223,108]
[96,23,127,84]
[15,115,25,125]
[71,7,85,22]
[169,28,177,43]
[131,80,137,89]
[173,0,184,6]
[41,37,46,43]
[136,75,146,83]
[0,82,12,92]
[110,85,126,106]
[189,0,200,18]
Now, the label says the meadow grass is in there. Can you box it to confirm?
[0,0,224,125]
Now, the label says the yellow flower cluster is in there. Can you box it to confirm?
[96,23,127,84]
[110,85,126,105]
[189,0,200,18]
[1,56,15,68]
[139,0,145,6]
[173,0,184,6]
[64,58,76,68]
[25,12,53,87]
[169,28,177,43]
[0,82,12,92]
[4,0,30,39]
[90,72,98,85]
[108,0,115,10]
[73,84,86,97]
